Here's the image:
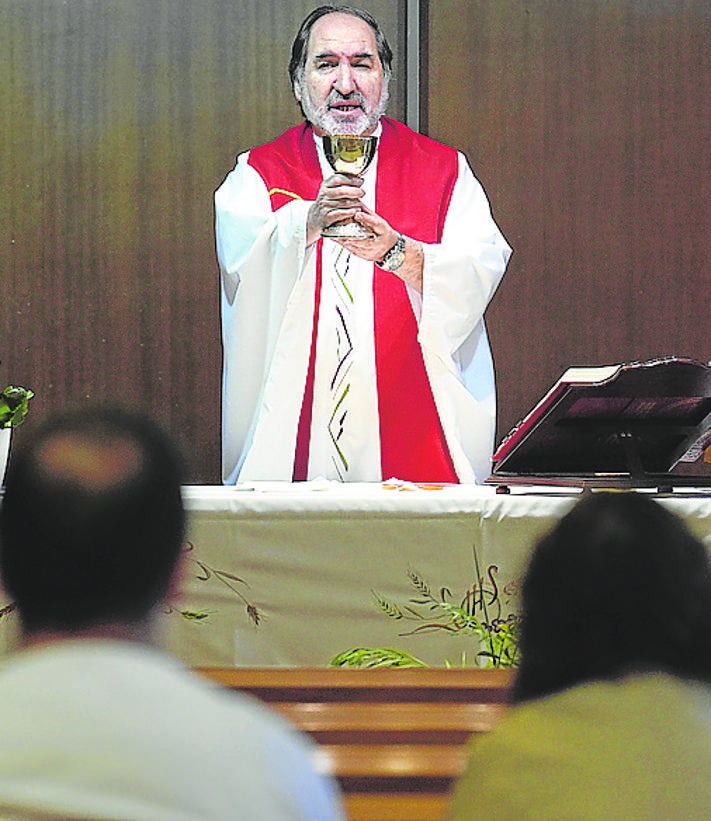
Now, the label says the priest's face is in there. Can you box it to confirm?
[294,11,389,137]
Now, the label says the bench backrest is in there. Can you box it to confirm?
[196,667,513,821]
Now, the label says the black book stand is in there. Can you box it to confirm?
[487,357,711,492]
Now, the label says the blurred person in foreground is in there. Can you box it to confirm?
[0,407,343,820]
[448,492,711,820]
[215,5,511,485]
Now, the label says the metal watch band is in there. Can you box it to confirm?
[377,233,406,272]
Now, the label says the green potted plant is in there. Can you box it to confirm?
[1,385,34,485]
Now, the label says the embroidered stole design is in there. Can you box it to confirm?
[249,119,459,483]
[327,247,355,478]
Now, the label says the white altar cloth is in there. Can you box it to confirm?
[167,483,711,667]
[2,483,711,667]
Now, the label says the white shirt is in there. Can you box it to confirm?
[0,641,344,820]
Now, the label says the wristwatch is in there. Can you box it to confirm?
[377,233,406,272]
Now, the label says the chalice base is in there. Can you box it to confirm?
[321,219,375,239]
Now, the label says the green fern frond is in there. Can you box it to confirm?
[329,647,428,668]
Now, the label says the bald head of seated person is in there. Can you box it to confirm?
[0,406,344,820]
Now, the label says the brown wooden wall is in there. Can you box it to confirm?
[427,0,711,453]
[2,1,709,482]
[1,0,404,483]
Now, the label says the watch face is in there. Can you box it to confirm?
[381,235,405,271]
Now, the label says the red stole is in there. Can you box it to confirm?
[248,119,459,482]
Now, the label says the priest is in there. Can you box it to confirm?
[215,4,512,485]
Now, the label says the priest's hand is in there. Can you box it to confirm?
[306,173,365,246]
[339,208,425,294]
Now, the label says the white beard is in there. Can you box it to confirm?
[296,78,390,136]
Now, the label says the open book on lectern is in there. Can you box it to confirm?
[487,356,711,489]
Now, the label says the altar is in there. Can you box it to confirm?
[163,483,711,668]
[2,482,710,667]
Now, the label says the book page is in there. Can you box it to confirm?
[561,364,621,383]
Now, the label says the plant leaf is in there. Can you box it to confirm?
[329,647,428,668]
[0,385,33,428]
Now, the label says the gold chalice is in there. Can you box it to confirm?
[321,134,378,239]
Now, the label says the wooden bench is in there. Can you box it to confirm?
[196,667,513,821]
